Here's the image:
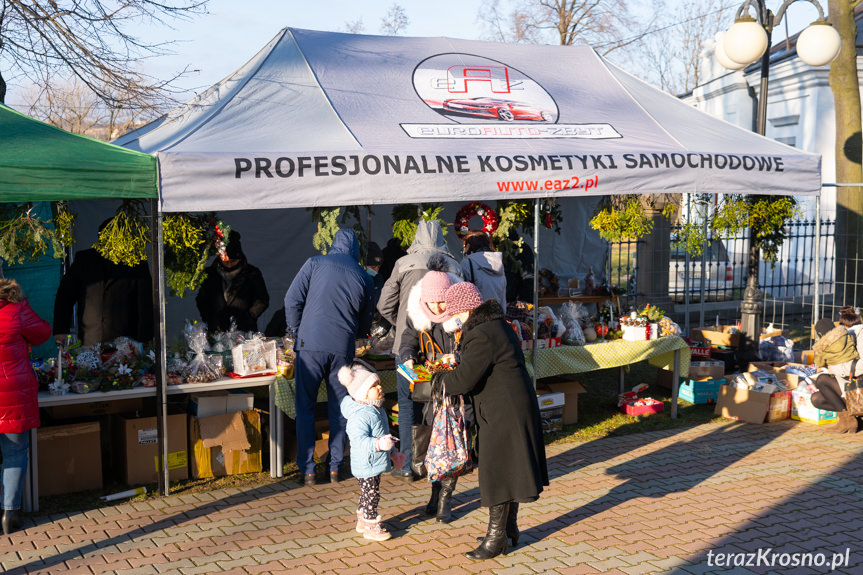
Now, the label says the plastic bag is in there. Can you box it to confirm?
[759,335,794,362]
[182,320,221,383]
[559,301,585,346]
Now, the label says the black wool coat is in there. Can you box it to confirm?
[441,299,548,507]
[195,259,269,332]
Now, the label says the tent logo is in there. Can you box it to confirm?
[404,53,620,140]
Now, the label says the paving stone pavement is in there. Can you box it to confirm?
[4,419,863,574]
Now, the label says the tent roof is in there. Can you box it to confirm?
[115,28,821,213]
[1,104,157,202]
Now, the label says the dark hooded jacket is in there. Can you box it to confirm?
[53,248,153,346]
[377,221,463,354]
[284,229,375,357]
[196,255,269,333]
[437,299,548,508]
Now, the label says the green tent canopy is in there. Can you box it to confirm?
[0,103,157,201]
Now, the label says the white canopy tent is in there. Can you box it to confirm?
[117,27,821,209]
[113,28,822,492]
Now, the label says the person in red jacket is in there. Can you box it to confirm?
[0,279,51,535]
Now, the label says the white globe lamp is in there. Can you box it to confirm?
[715,32,748,70]
[796,21,842,66]
[724,15,769,65]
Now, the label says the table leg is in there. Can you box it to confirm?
[24,428,38,513]
[671,349,680,419]
[619,366,625,394]
[275,391,284,478]
[269,380,277,479]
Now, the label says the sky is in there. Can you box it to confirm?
[140,0,489,97]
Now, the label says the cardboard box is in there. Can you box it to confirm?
[189,410,263,478]
[691,325,741,349]
[714,384,791,424]
[624,399,664,416]
[796,349,815,365]
[538,378,586,424]
[47,398,144,420]
[791,389,838,424]
[679,378,725,405]
[37,421,103,496]
[116,412,188,485]
[536,391,564,433]
[782,363,818,389]
[689,360,725,379]
[190,392,228,418]
[226,391,254,413]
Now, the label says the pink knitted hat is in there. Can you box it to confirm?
[444,282,483,315]
[420,272,454,323]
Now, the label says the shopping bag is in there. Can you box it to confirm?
[410,424,431,478]
[845,377,863,416]
[424,385,473,481]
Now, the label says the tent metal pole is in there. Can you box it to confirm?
[814,195,821,329]
[532,198,540,388]
[149,197,170,496]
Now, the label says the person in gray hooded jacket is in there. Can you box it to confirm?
[376,220,462,479]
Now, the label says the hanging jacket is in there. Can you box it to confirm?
[377,221,463,354]
[461,251,506,308]
[0,299,51,433]
[53,248,153,346]
[284,229,374,357]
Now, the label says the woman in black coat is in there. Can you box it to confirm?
[432,282,548,560]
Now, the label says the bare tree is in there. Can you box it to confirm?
[0,0,209,109]
[380,3,409,36]
[478,0,648,53]
[23,78,159,140]
[343,18,365,34]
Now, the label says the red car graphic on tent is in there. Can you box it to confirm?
[441,97,554,122]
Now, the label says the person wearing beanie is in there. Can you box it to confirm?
[378,222,464,481]
[430,281,548,560]
[285,228,375,486]
[398,268,473,523]
[365,242,386,307]
[460,231,506,309]
[196,230,270,333]
[338,359,406,541]
[812,315,863,434]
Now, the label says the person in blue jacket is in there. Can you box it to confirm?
[339,359,405,541]
[285,228,375,486]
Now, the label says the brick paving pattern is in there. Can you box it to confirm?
[3,420,863,574]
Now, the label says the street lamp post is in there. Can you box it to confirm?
[717,0,840,358]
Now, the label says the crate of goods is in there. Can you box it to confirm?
[691,325,740,349]
[624,398,664,416]
[689,360,725,380]
[679,378,725,405]
[536,391,564,433]
[791,388,838,425]
[714,372,792,423]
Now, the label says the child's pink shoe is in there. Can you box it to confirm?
[359,515,392,541]
[356,509,364,533]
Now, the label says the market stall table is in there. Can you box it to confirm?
[25,375,285,512]
[524,335,691,419]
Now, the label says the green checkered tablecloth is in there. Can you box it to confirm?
[275,369,398,419]
[524,335,690,379]
[275,337,689,418]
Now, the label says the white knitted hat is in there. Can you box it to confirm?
[337,359,380,400]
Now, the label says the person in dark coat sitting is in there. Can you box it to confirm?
[432,282,548,560]
[53,222,153,346]
[196,230,269,333]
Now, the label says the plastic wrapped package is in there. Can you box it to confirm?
[559,301,585,346]
[231,333,277,376]
[759,335,794,362]
[182,321,222,383]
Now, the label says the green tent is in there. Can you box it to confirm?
[0,103,157,201]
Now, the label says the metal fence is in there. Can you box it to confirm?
[606,217,837,335]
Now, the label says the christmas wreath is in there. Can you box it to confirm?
[455,202,499,237]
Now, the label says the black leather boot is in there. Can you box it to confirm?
[466,503,509,560]
[436,477,457,523]
[506,502,520,547]
[2,509,21,535]
[424,482,442,516]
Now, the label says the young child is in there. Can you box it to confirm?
[338,359,405,541]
